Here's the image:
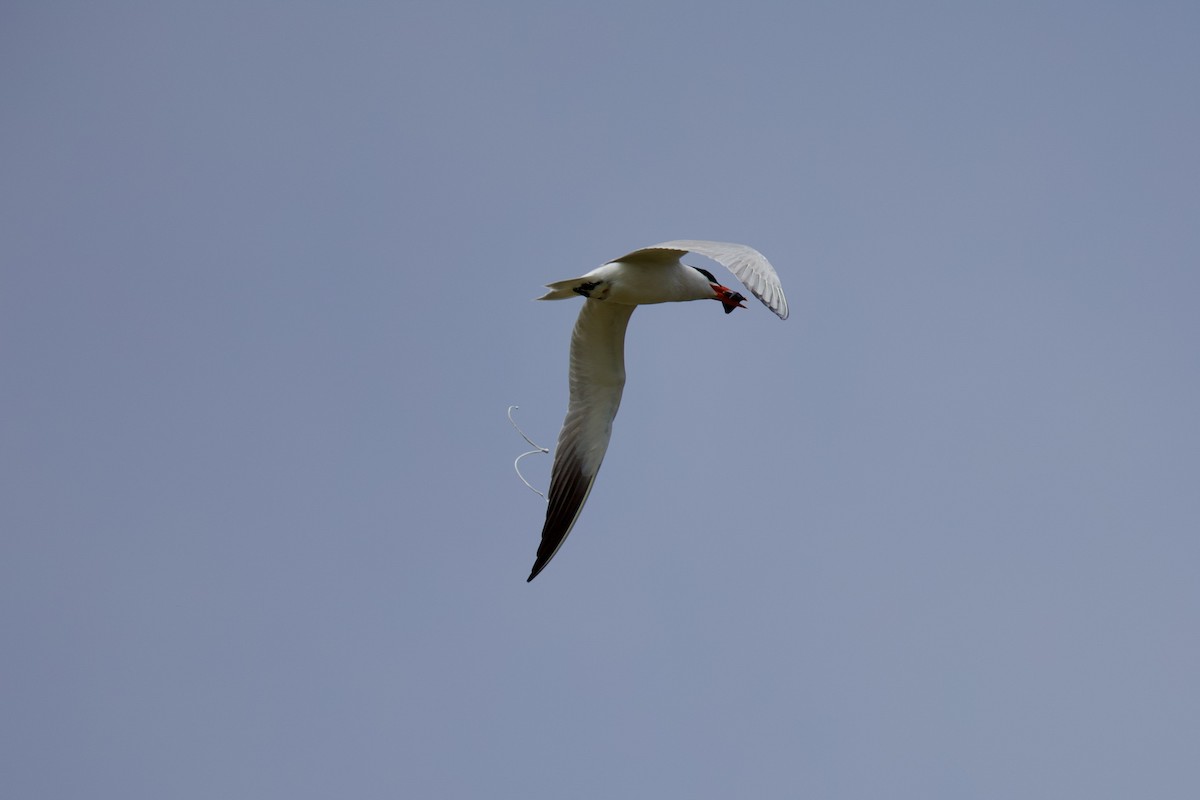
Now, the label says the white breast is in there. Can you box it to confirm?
[585,259,714,306]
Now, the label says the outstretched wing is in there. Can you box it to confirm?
[528,300,636,581]
[617,240,789,320]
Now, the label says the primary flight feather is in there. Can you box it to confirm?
[527,240,788,581]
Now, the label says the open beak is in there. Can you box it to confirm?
[714,284,748,314]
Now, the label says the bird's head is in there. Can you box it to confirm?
[693,267,747,314]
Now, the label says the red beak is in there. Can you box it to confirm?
[714,284,748,314]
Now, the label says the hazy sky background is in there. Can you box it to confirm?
[3,2,1198,797]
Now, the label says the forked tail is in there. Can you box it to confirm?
[535,277,589,301]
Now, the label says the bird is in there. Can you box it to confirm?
[526,240,789,582]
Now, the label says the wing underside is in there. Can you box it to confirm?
[527,300,635,581]
[621,239,789,320]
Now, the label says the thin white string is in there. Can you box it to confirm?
[507,405,549,501]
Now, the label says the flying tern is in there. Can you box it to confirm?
[526,240,789,581]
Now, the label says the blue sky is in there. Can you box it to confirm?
[3,2,1198,797]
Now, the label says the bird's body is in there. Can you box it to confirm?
[539,253,722,306]
[526,240,788,582]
